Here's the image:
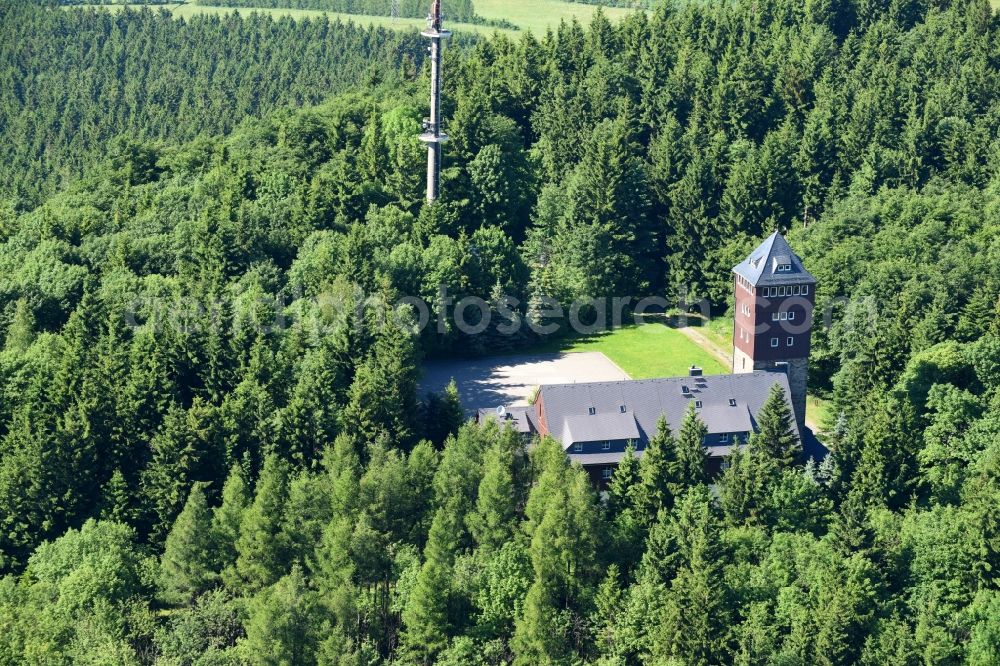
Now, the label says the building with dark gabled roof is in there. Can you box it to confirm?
[477,232,818,485]
[529,369,800,484]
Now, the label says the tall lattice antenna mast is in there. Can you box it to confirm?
[418,0,450,203]
[390,0,399,20]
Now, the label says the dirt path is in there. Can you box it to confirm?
[672,324,823,434]
[675,325,733,370]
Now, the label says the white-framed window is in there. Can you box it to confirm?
[602,467,613,480]
[771,337,779,348]
[695,400,703,408]
[720,433,730,443]
[729,398,737,407]
[789,311,796,321]
[619,405,627,413]
[802,285,809,295]
[721,459,731,471]
[788,336,794,346]
[602,441,611,450]
[772,312,779,322]
[682,385,691,395]
[779,286,786,296]
[573,442,583,452]
[588,407,596,415]
[792,285,800,295]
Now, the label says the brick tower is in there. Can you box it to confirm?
[731,232,816,432]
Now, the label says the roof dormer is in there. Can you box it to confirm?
[732,232,816,288]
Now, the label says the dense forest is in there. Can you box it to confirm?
[0,4,438,205]
[0,0,999,663]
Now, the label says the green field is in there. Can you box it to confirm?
[476,0,633,33]
[82,1,635,34]
[536,322,729,379]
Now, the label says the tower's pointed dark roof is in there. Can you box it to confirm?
[733,231,816,287]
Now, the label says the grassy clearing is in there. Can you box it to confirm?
[696,313,734,350]
[534,322,729,379]
[475,0,633,34]
[807,394,834,432]
[75,1,635,34]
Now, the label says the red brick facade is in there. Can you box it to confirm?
[732,276,815,367]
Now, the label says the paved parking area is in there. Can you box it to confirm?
[420,351,631,414]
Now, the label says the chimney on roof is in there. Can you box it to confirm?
[689,365,703,377]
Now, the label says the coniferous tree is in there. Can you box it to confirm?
[274,343,342,465]
[359,108,386,185]
[593,564,626,661]
[282,470,333,569]
[468,435,518,556]
[619,508,680,661]
[234,454,291,592]
[634,416,678,526]
[342,313,420,447]
[607,443,640,521]
[675,402,710,488]
[214,463,250,587]
[652,486,730,666]
[312,515,358,636]
[100,469,137,526]
[422,379,466,447]
[756,385,802,467]
[5,298,34,352]
[718,435,777,528]
[323,434,363,519]
[514,439,599,664]
[400,507,460,664]
[160,482,218,605]
[241,565,322,666]
[607,444,644,574]
[142,399,226,542]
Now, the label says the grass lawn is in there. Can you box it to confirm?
[78,1,635,34]
[698,314,734,350]
[534,322,729,380]
[807,394,834,432]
